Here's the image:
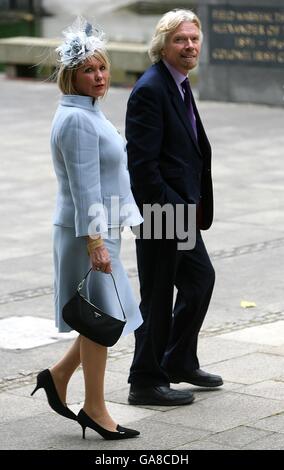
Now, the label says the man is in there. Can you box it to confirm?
[126,9,223,406]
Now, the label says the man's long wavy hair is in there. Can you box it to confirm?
[149,9,203,64]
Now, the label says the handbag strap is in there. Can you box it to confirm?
[77,268,126,321]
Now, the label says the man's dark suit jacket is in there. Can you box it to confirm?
[126,60,213,231]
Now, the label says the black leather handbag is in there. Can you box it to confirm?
[62,268,126,347]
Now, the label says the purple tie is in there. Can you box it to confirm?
[181,78,198,139]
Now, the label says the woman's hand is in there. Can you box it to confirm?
[90,245,112,274]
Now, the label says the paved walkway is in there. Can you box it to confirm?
[0,75,284,451]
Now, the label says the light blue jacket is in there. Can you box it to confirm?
[50,95,143,237]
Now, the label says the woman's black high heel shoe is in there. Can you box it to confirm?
[77,409,140,440]
[31,369,77,421]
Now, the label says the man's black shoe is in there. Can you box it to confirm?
[128,385,195,406]
[169,369,223,388]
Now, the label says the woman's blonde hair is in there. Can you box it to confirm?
[149,9,202,64]
[57,49,110,96]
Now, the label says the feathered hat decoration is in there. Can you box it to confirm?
[56,17,106,67]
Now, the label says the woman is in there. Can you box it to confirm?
[31,17,143,440]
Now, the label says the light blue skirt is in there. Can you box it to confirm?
[53,226,143,336]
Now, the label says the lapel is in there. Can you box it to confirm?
[155,61,202,156]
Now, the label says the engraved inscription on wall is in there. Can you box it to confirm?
[209,5,284,67]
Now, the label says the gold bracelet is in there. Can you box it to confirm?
[87,238,104,255]
[88,234,101,240]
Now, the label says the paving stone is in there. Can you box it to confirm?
[203,352,284,384]
[0,413,207,451]
[232,210,284,228]
[242,433,284,450]
[174,441,239,450]
[159,392,284,433]
[107,355,133,374]
[237,381,284,401]
[0,392,48,423]
[257,344,284,356]
[0,316,77,350]
[0,412,80,450]
[202,220,284,254]
[250,412,284,434]
[201,249,284,330]
[217,320,284,347]
[0,253,54,296]
[197,336,260,366]
[0,341,76,380]
[205,425,273,448]
[0,295,54,321]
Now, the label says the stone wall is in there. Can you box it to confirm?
[197,0,284,106]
